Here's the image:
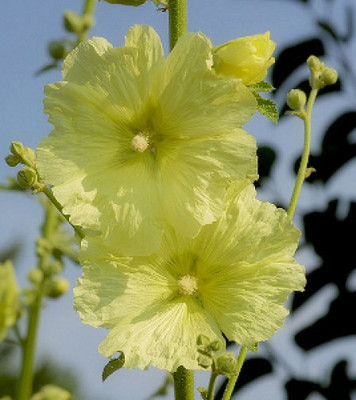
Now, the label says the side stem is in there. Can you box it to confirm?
[221,346,248,400]
[17,202,57,400]
[287,88,318,219]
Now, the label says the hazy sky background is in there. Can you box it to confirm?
[1,0,356,399]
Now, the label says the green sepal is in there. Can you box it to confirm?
[102,354,125,382]
[197,387,208,400]
[248,342,259,353]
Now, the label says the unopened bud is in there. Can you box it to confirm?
[9,141,35,166]
[215,352,238,377]
[27,268,44,285]
[5,154,21,167]
[197,354,212,369]
[48,41,66,60]
[44,277,69,298]
[287,89,307,110]
[17,167,38,189]
[320,67,338,86]
[63,11,84,33]
[307,55,323,74]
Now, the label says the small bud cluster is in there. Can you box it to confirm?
[5,141,45,192]
[196,335,222,369]
[286,56,338,119]
[307,55,338,90]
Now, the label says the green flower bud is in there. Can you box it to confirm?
[306,55,323,74]
[17,167,38,189]
[10,141,26,158]
[44,277,69,298]
[0,261,20,342]
[103,0,146,5]
[197,354,213,369]
[286,89,307,110]
[27,268,44,285]
[30,385,71,400]
[46,260,63,276]
[63,11,84,33]
[215,352,238,377]
[197,334,210,346]
[48,41,66,61]
[5,154,21,167]
[320,67,338,86]
[9,141,35,166]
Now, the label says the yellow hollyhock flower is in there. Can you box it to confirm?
[213,32,276,85]
[37,25,258,256]
[74,181,306,371]
[0,261,20,342]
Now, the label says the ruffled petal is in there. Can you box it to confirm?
[98,297,225,372]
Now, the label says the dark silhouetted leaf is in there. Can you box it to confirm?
[285,378,321,400]
[272,38,325,89]
[295,290,356,350]
[215,357,273,399]
[256,146,277,187]
[292,200,356,311]
[285,360,356,400]
[318,20,339,40]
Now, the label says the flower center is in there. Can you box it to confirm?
[178,275,199,296]
[130,133,150,153]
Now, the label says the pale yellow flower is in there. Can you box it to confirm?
[74,181,306,371]
[37,25,258,256]
[213,32,276,85]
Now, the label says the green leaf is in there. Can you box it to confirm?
[248,81,275,93]
[102,354,125,382]
[253,93,279,123]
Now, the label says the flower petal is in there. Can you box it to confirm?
[98,297,225,371]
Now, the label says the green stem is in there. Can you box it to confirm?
[221,346,248,400]
[17,202,57,400]
[287,88,318,219]
[173,366,194,400]
[41,186,85,239]
[207,372,218,400]
[78,0,97,43]
[169,0,187,50]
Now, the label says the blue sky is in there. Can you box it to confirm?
[1,0,356,399]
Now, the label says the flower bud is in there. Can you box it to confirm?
[9,141,35,166]
[63,11,84,34]
[5,154,21,167]
[44,277,69,298]
[27,268,44,285]
[30,385,71,400]
[306,55,323,74]
[213,32,276,85]
[320,67,338,86]
[286,89,307,110]
[48,41,66,61]
[103,0,146,5]
[17,167,38,189]
[215,352,239,377]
